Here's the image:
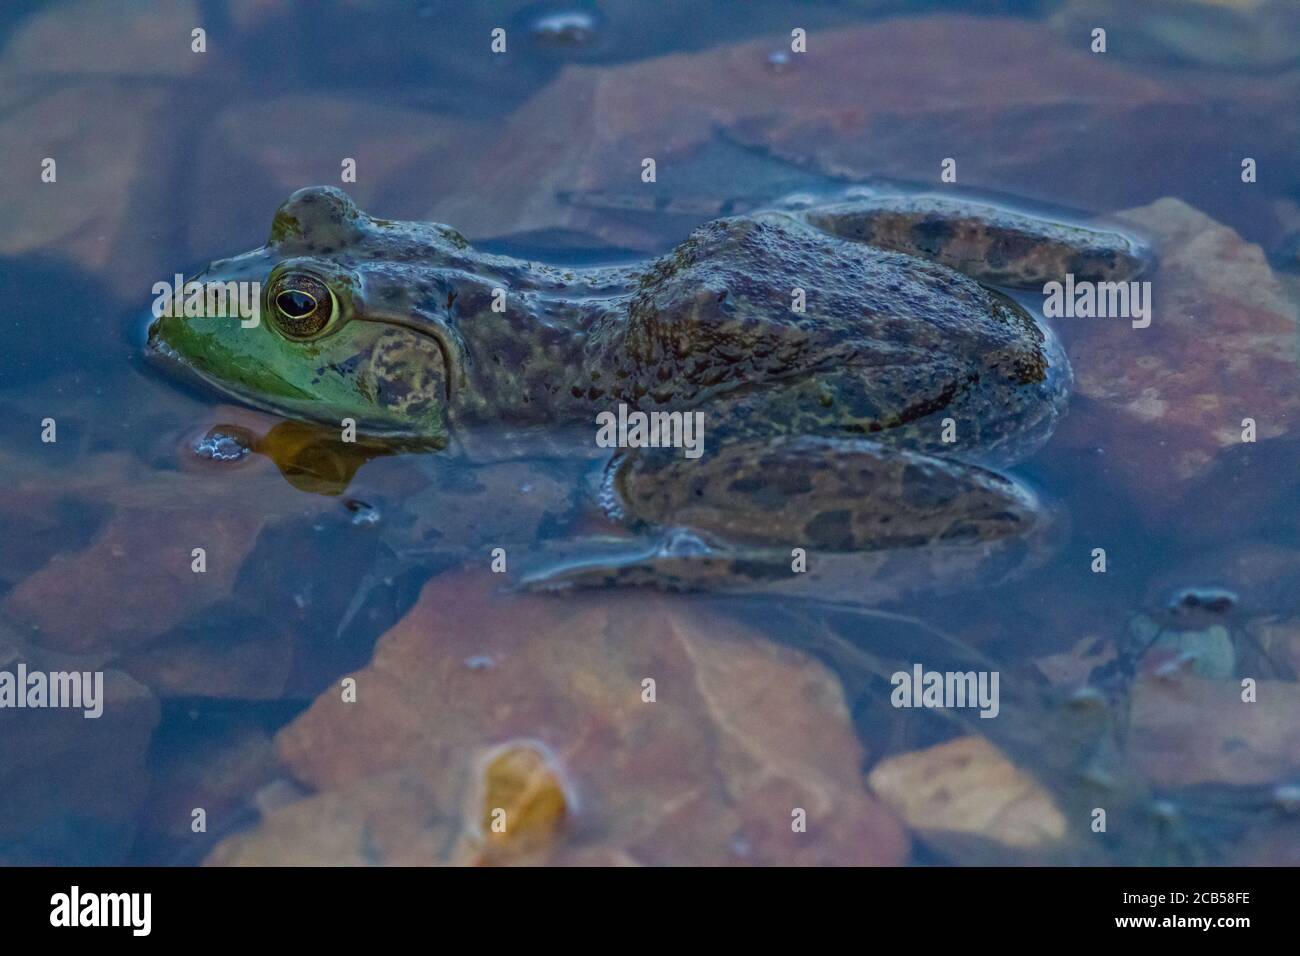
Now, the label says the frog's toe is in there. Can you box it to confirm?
[518,529,782,595]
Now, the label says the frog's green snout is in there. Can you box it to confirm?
[144,311,192,367]
[143,311,211,399]
[144,312,164,349]
[144,311,173,360]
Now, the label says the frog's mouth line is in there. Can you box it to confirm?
[143,329,324,423]
[143,327,215,395]
[143,324,426,440]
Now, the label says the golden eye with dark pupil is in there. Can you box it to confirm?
[276,289,317,318]
[269,273,333,338]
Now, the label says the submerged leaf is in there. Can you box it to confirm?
[208,570,908,865]
[868,735,1067,851]
[1055,198,1300,512]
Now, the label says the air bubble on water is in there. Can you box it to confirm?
[345,498,381,526]
[530,10,599,49]
[766,50,791,73]
[1151,798,1180,822]
[1067,686,1106,710]
[192,430,250,462]
[1272,784,1300,813]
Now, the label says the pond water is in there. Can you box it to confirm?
[1,0,1298,866]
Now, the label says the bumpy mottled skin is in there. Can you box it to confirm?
[147,186,1145,597]
[800,195,1149,288]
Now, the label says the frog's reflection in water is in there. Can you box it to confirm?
[195,419,394,496]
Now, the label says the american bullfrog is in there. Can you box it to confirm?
[147,186,1145,598]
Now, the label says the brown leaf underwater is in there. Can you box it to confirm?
[2,407,331,664]
[1054,198,1300,513]
[425,16,1297,248]
[868,735,1067,851]
[207,570,909,866]
[1127,673,1300,789]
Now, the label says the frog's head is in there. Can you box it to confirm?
[147,187,472,445]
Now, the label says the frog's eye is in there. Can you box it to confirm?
[268,273,336,339]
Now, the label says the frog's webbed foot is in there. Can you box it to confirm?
[783,193,1151,288]
[521,437,1054,603]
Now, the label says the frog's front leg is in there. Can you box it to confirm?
[520,435,1049,602]
[784,194,1150,289]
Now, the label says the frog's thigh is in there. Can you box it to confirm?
[618,435,1042,551]
[795,196,1149,288]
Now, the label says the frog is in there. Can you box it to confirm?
[146,185,1147,600]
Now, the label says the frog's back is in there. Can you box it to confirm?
[586,213,1067,462]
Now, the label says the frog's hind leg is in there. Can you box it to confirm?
[520,436,1050,603]
[791,194,1150,288]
